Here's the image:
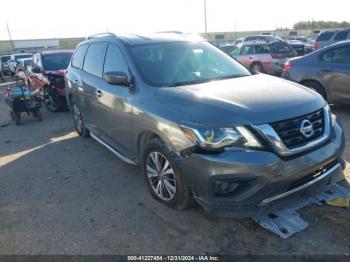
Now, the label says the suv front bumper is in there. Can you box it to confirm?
[179,120,346,217]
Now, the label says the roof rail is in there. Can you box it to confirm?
[86,32,117,40]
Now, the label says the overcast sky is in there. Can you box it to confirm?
[0,0,349,40]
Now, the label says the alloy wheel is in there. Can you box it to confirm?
[146,151,176,201]
[44,90,58,111]
[72,103,83,133]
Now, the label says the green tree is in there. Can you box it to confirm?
[293,21,350,30]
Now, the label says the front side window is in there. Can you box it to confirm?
[103,44,129,75]
[241,45,255,55]
[42,53,72,71]
[83,42,106,77]
[131,41,250,87]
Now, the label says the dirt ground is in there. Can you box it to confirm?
[0,78,349,255]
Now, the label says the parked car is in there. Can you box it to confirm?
[243,35,284,43]
[16,58,32,81]
[219,44,237,54]
[66,32,345,217]
[288,40,313,56]
[8,53,32,76]
[282,41,350,104]
[28,50,73,112]
[315,29,350,50]
[1,55,11,75]
[229,41,296,74]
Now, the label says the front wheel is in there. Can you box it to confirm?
[142,138,193,210]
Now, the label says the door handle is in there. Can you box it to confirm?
[249,56,253,59]
[320,68,332,72]
[96,90,103,97]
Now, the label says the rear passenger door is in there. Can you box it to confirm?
[319,45,350,101]
[97,44,134,155]
[81,42,107,129]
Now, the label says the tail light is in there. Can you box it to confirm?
[313,42,318,50]
[283,62,292,72]
[6,86,12,97]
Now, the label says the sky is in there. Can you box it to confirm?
[0,0,349,40]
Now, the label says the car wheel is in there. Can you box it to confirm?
[142,138,193,210]
[71,98,89,137]
[14,113,21,125]
[303,81,327,100]
[35,109,43,121]
[250,62,264,74]
[44,87,59,112]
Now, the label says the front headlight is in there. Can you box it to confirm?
[180,125,262,151]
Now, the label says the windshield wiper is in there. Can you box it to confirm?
[165,74,249,87]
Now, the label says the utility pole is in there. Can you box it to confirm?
[311,17,314,35]
[6,23,14,51]
[204,0,208,34]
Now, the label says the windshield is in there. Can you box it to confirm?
[42,53,72,71]
[15,54,32,60]
[131,41,250,87]
[1,56,11,63]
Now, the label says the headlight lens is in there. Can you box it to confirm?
[180,125,262,150]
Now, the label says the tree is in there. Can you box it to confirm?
[293,21,350,30]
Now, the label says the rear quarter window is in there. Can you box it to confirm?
[317,32,335,41]
[72,44,89,69]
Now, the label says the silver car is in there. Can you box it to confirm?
[66,33,345,217]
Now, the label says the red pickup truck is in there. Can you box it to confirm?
[28,50,73,112]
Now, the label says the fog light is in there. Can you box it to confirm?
[214,180,239,196]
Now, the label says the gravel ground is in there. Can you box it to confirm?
[0,78,349,255]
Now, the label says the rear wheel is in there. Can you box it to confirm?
[71,98,89,137]
[302,81,327,100]
[35,109,43,121]
[9,111,15,121]
[142,138,193,210]
[14,113,21,125]
[250,62,264,74]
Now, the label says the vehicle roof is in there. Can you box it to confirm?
[39,49,73,55]
[17,58,32,62]
[11,53,32,56]
[82,32,204,46]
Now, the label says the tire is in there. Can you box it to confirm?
[9,111,15,121]
[44,86,64,112]
[14,113,21,125]
[250,62,264,74]
[71,98,89,137]
[302,81,327,100]
[141,138,193,210]
[35,109,43,121]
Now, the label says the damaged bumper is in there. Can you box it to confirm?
[179,120,346,218]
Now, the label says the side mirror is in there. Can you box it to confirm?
[104,71,130,86]
[32,67,41,73]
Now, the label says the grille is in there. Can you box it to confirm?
[271,109,325,148]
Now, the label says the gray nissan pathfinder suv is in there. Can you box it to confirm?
[66,33,346,217]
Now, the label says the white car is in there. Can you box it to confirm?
[8,53,32,76]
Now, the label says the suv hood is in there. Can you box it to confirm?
[156,74,325,126]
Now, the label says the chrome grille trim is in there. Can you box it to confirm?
[254,106,331,157]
